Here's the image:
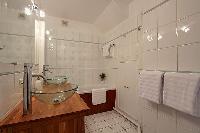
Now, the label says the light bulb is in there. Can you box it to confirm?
[181,26,190,33]
[147,35,153,42]
[158,34,163,40]
[46,30,50,35]
[39,10,45,18]
[24,7,32,16]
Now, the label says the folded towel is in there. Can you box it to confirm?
[163,72,200,117]
[138,71,164,104]
[92,88,106,105]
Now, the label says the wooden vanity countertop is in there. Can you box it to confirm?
[0,93,89,127]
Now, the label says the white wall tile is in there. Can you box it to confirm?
[14,73,23,94]
[92,34,99,43]
[158,22,177,48]
[79,32,92,42]
[177,112,200,133]
[142,0,157,12]
[0,74,15,119]
[46,39,57,67]
[128,32,137,60]
[0,34,34,64]
[0,8,35,36]
[178,44,200,72]
[143,29,157,51]
[143,10,158,31]
[157,105,177,133]
[0,62,14,73]
[73,31,80,41]
[158,0,176,26]
[142,125,157,133]
[142,100,158,128]
[56,40,67,67]
[143,50,157,70]
[177,0,200,19]
[64,31,73,40]
[158,47,177,71]
[177,13,200,45]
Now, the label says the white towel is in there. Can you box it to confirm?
[163,72,200,117]
[102,44,110,57]
[92,88,106,105]
[138,71,164,104]
[109,44,115,57]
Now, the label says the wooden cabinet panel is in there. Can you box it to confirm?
[1,116,85,133]
[0,94,88,133]
[11,123,31,133]
[80,90,116,116]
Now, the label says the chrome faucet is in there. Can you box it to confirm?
[32,74,47,83]
[23,64,49,115]
[43,65,52,77]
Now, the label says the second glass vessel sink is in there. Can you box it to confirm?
[46,76,68,85]
[32,82,78,104]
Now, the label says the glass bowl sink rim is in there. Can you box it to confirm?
[32,84,78,95]
[46,76,68,85]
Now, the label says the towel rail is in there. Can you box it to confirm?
[0,32,34,38]
[0,71,22,76]
[143,0,170,15]
[49,67,119,70]
[138,69,200,74]
[0,63,39,76]
[103,26,142,45]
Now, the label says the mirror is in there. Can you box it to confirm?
[0,0,36,65]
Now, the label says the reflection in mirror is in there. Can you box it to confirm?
[0,0,36,65]
[0,0,45,119]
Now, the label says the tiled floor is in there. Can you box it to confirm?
[85,110,138,133]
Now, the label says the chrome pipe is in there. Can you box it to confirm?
[23,63,33,115]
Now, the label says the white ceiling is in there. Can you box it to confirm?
[38,0,112,23]
[94,0,132,32]
[7,0,133,32]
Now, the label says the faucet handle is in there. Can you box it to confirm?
[19,78,23,85]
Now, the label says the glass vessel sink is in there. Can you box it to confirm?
[32,83,78,104]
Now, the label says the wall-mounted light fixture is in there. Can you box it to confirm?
[24,0,45,18]
[62,20,68,26]
[181,25,190,33]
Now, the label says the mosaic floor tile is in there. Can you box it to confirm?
[85,110,137,133]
